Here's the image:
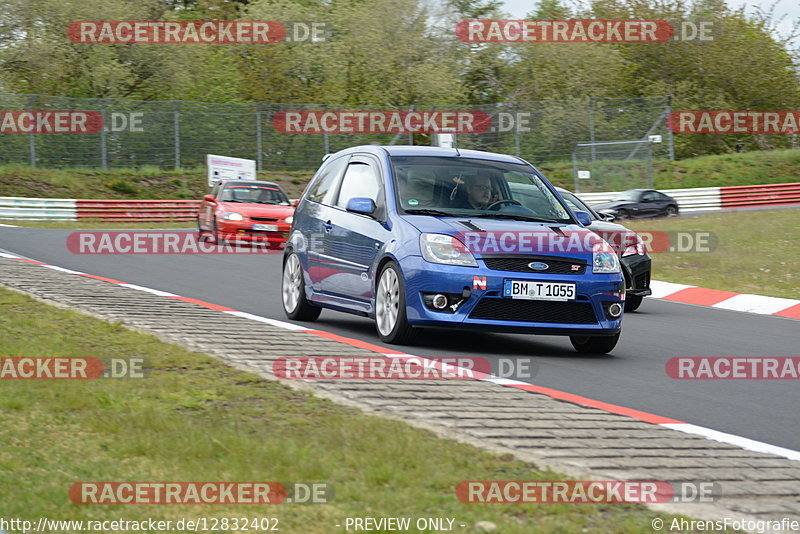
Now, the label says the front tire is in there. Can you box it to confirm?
[570,333,620,354]
[282,253,321,321]
[616,209,629,220]
[666,205,679,217]
[375,262,415,344]
[624,294,643,312]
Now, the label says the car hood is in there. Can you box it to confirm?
[590,201,628,211]
[403,215,607,258]
[218,203,295,218]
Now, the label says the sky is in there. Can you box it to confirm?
[501,0,800,46]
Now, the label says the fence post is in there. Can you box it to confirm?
[256,102,263,171]
[513,103,520,157]
[588,97,596,162]
[100,98,108,170]
[27,95,36,168]
[666,95,675,161]
[173,101,181,169]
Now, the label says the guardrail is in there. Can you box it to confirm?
[76,200,200,222]
[1,182,798,222]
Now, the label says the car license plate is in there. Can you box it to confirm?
[503,280,576,301]
[252,224,278,232]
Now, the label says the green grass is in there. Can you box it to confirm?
[2,148,800,202]
[536,148,800,190]
[0,165,313,201]
[626,208,800,299]
[0,287,722,533]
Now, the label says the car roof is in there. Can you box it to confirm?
[326,145,527,164]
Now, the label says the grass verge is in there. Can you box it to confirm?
[2,148,800,201]
[0,286,714,533]
[626,208,799,299]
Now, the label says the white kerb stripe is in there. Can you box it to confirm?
[0,252,20,258]
[711,293,800,315]
[43,265,84,275]
[663,423,800,462]
[648,280,695,299]
[224,310,310,331]
[118,284,177,297]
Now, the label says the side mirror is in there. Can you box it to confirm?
[346,197,376,216]
[574,210,593,226]
[600,212,615,222]
[290,198,300,207]
[203,194,216,203]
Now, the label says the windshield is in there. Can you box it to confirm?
[559,191,598,221]
[391,156,571,222]
[612,191,640,202]
[220,184,290,205]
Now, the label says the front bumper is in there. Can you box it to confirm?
[400,255,624,336]
[621,253,652,297]
[217,220,290,245]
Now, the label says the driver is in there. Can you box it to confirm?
[463,174,492,210]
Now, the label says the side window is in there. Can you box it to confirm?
[335,161,383,211]
[643,191,658,201]
[306,156,348,205]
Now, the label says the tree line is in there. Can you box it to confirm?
[0,0,798,159]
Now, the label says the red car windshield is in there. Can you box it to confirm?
[220,185,289,205]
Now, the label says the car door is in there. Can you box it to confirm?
[199,182,221,230]
[296,155,350,290]
[640,191,661,217]
[319,155,390,303]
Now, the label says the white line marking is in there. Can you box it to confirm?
[0,252,20,258]
[0,223,18,227]
[648,280,695,299]
[662,423,800,462]
[711,293,800,315]
[223,310,310,331]
[480,377,532,386]
[118,283,177,297]
[43,265,84,275]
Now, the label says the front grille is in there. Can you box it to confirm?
[635,272,650,289]
[469,298,596,324]
[250,217,279,222]
[482,256,586,275]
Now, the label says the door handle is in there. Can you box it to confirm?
[323,220,333,232]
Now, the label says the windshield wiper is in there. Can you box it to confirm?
[404,209,457,217]
[468,213,562,223]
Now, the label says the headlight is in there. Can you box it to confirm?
[593,249,621,273]
[221,211,244,221]
[420,233,477,267]
[285,215,294,224]
[621,232,645,257]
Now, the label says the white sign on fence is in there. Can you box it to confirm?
[206,154,257,186]
[577,170,591,180]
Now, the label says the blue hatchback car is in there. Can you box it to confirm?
[282,146,625,353]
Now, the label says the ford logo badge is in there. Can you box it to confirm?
[528,262,549,271]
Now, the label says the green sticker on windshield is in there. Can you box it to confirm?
[408,199,419,206]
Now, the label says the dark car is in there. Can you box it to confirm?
[591,189,679,220]
[556,187,652,312]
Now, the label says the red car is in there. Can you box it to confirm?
[197,180,296,247]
